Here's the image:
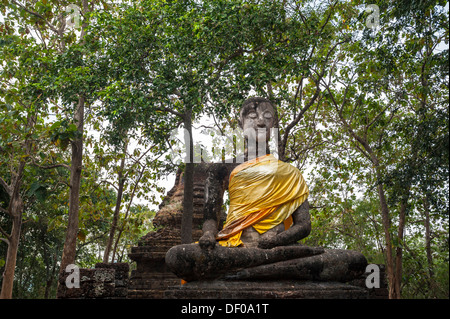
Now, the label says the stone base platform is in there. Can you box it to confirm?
[164,280,369,299]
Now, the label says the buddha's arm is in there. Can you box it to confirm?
[199,164,229,249]
[258,199,311,249]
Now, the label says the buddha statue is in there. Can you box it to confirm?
[165,97,367,283]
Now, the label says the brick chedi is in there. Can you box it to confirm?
[128,163,221,298]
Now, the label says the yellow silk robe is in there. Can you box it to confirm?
[216,154,309,247]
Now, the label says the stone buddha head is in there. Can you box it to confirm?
[239,97,276,146]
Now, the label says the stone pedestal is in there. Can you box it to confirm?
[164,280,370,299]
[164,264,389,299]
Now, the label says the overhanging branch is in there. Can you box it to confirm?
[12,0,60,34]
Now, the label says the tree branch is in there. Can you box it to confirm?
[365,103,391,132]
[0,206,8,215]
[323,81,375,164]
[281,84,321,158]
[349,96,362,125]
[292,76,305,117]
[207,45,265,89]
[319,1,337,34]
[155,106,184,118]
[97,179,119,192]
[124,144,158,178]
[286,37,349,137]
[0,176,13,200]
[0,176,12,197]
[12,1,59,34]
[0,225,11,242]
[31,162,71,171]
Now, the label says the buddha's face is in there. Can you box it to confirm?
[241,101,275,144]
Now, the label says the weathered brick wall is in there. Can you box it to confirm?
[57,263,129,299]
[95,262,129,298]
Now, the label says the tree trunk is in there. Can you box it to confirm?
[59,96,85,275]
[372,160,396,299]
[0,114,32,299]
[394,200,407,299]
[44,258,57,300]
[336,111,398,299]
[423,194,436,296]
[103,143,127,263]
[111,165,144,261]
[340,122,399,298]
[181,107,194,244]
[376,182,396,298]
[44,279,52,299]
[0,203,23,299]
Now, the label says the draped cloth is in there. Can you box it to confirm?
[217,154,309,247]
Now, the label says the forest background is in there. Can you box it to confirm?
[0,0,448,299]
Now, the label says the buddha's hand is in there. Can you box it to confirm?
[257,237,278,249]
[199,231,216,250]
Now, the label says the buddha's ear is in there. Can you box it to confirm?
[237,117,243,128]
[236,111,244,128]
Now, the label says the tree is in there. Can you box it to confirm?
[1,1,111,297]
[307,0,448,298]
[380,0,449,297]
[0,109,35,299]
[0,1,58,296]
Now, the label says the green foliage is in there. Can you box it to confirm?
[298,0,449,298]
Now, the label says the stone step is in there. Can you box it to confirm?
[164,280,370,299]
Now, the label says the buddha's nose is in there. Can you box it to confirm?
[257,117,266,127]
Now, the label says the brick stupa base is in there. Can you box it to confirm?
[128,164,216,298]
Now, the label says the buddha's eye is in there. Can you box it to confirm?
[248,112,257,119]
[264,112,273,119]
